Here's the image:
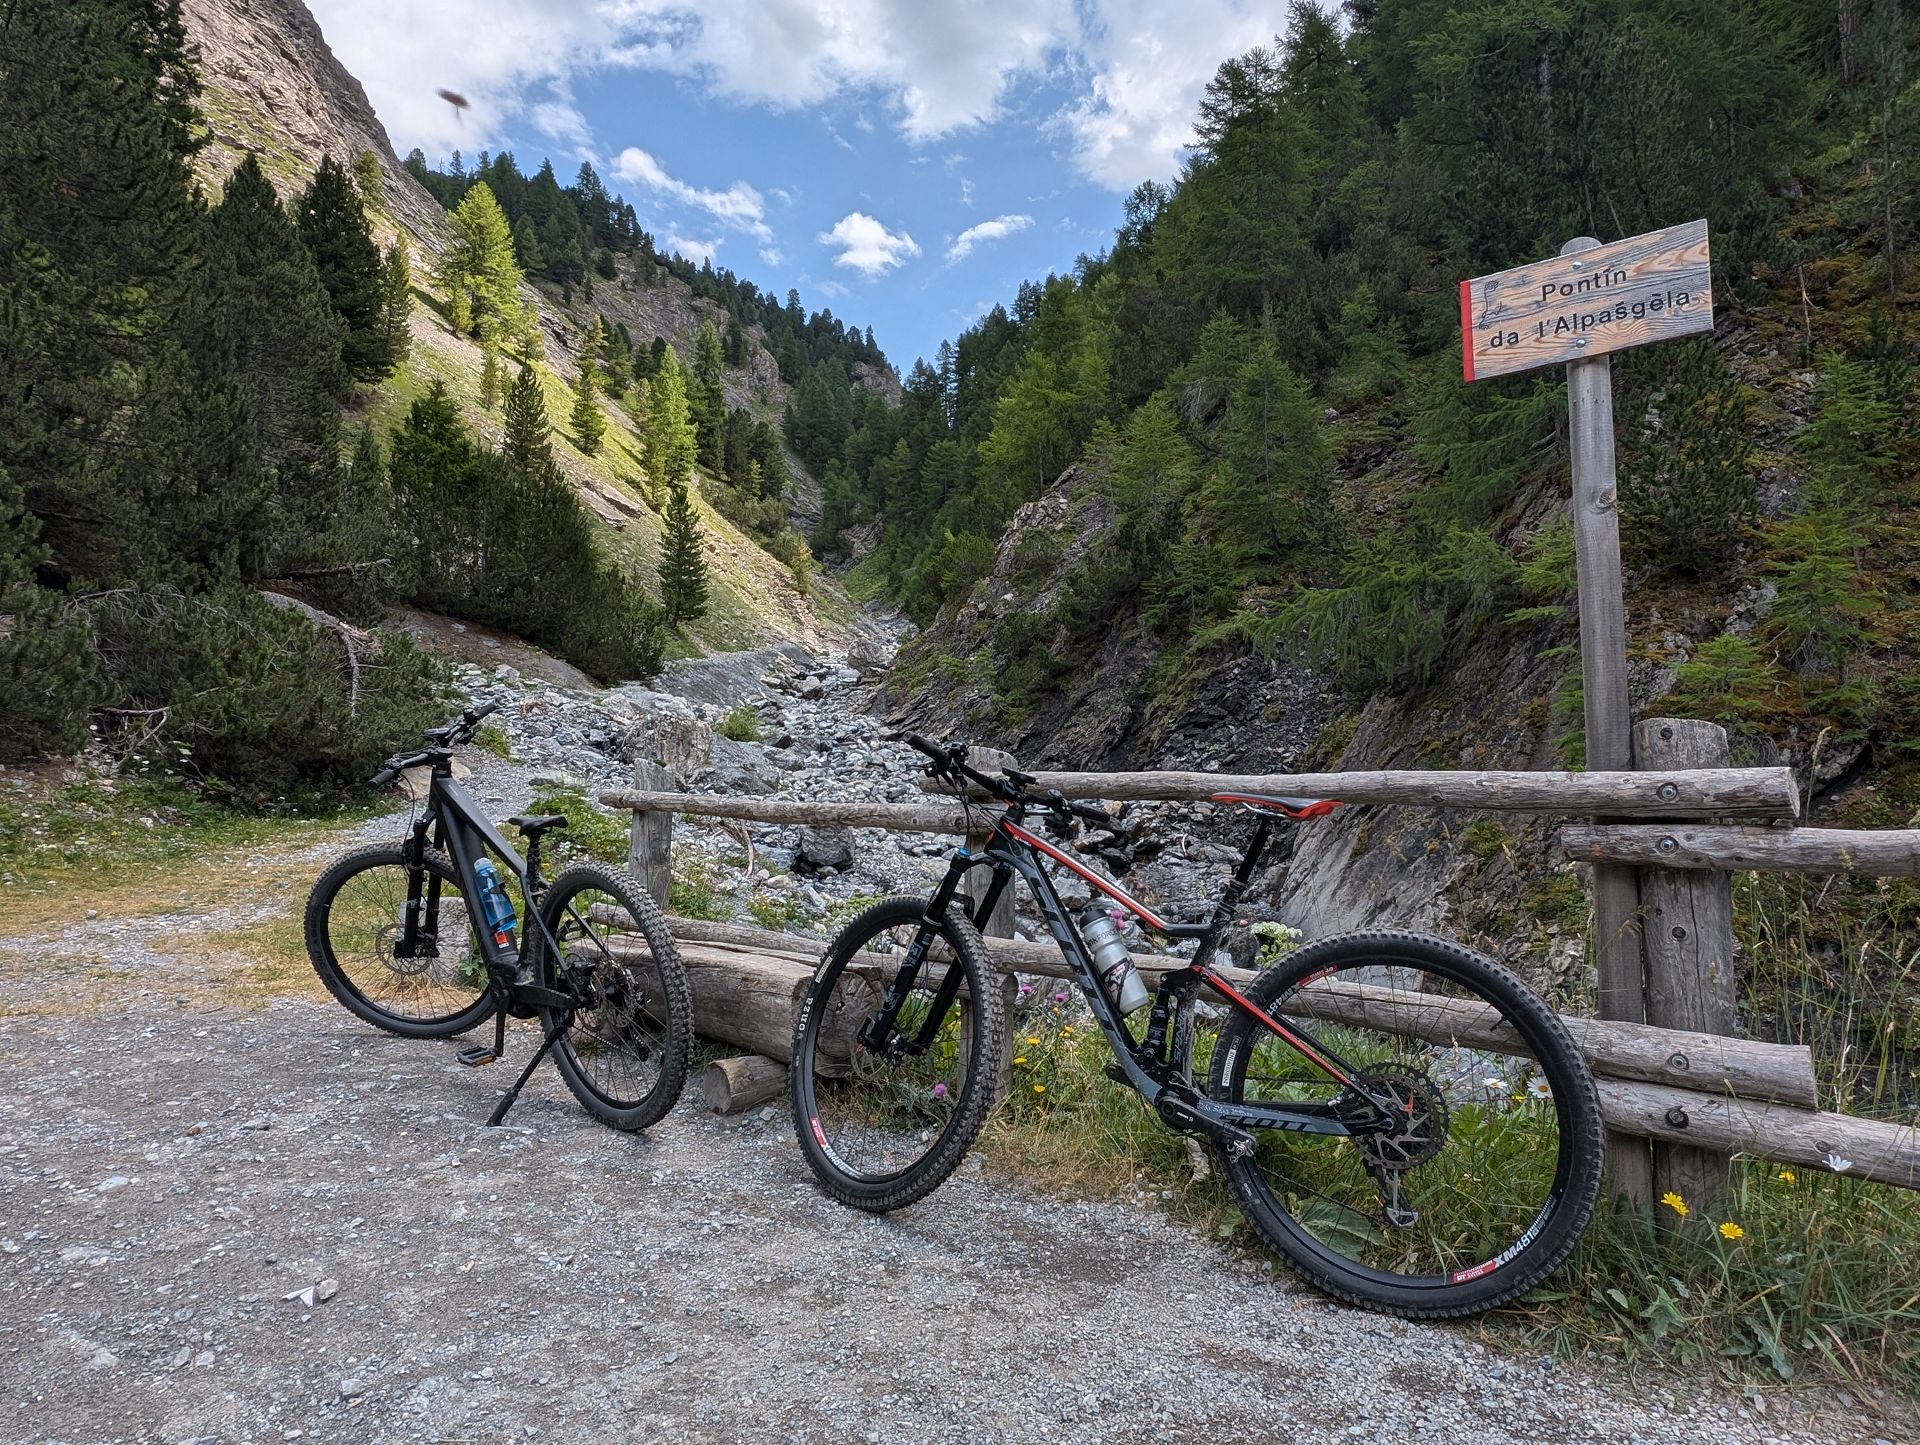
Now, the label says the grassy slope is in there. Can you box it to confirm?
[193,71,861,661]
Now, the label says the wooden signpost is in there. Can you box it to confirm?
[1459,219,1713,381]
[1461,221,1714,1211]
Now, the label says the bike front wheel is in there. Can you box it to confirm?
[789,896,1006,1211]
[304,843,495,1038]
[1206,930,1603,1318]
[536,862,693,1132]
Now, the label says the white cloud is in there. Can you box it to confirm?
[959,177,975,206]
[668,234,721,266]
[819,212,919,277]
[1057,1,1283,189]
[946,213,1031,260]
[307,0,1290,193]
[612,146,771,240]
[760,246,785,266]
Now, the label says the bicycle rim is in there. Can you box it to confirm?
[1219,952,1584,1298]
[802,916,979,1184]
[543,880,677,1111]
[320,853,488,1026]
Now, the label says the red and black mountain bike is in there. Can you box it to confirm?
[787,735,1603,1317]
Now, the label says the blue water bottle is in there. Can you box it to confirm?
[473,858,517,946]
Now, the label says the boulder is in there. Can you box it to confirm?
[794,825,855,874]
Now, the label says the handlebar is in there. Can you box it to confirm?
[370,703,503,787]
[902,732,1117,827]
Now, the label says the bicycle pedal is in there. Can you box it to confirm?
[457,1045,501,1068]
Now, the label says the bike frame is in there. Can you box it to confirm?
[877,799,1393,1147]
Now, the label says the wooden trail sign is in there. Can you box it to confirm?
[1459,219,1712,382]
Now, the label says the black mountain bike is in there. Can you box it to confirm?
[304,704,693,1130]
[788,735,1604,1318]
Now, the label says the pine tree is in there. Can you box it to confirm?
[644,347,699,485]
[570,357,606,456]
[202,153,351,560]
[295,153,395,382]
[352,149,384,210]
[658,481,709,625]
[502,365,555,473]
[379,242,412,369]
[479,328,503,411]
[433,182,524,344]
[690,318,728,470]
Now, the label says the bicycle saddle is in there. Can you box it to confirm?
[507,814,569,837]
[1210,792,1344,819]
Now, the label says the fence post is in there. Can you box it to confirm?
[1563,235,1653,1209]
[1634,718,1739,1214]
[961,746,1020,1099]
[624,713,713,910]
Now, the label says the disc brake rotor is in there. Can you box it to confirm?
[1352,1064,1449,1171]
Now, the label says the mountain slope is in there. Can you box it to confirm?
[179,0,880,655]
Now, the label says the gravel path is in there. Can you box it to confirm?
[0,648,1906,1443]
[0,1000,1885,1445]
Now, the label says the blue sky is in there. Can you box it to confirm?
[304,0,1299,369]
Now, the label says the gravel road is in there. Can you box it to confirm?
[0,653,1907,1444]
[0,995,1898,1445]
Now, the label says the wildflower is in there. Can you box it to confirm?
[931,1083,949,1099]
[1824,1152,1853,1174]
[1776,1169,1795,1184]
[1718,1221,1745,1241]
[1026,1036,1040,1046]
[1033,1084,1046,1095]
[1014,1056,1027,1065]
[1018,983,1032,996]
[1660,1191,1689,1219]
[1483,1076,1506,1091]
[1526,1077,1553,1100]
[1053,992,1067,1003]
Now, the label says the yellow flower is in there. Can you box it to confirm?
[1032,1084,1047,1095]
[1776,1169,1795,1184]
[1660,1191,1689,1218]
[1718,1221,1745,1241]
[1026,1036,1040,1046]
[1014,1056,1028,1065]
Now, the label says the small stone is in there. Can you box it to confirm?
[192,1350,214,1369]
[239,1117,270,1131]
[95,1176,132,1193]
[315,1278,339,1302]
[340,1377,367,1399]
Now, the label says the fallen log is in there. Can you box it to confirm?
[700,1054,789,1115]
[600,789,969,834]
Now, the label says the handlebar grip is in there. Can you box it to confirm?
[466,701,500,724]
[370,766,400,788]
[903,733,948,764]
[1070,800,1115,824]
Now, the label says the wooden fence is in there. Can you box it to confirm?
[600,720,1920,1204]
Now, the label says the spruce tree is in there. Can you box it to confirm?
[479,328,503,411]
[433,182,524,344]
[295,153,395,382]
[690,318,728,470]
[658,481,709,624]
[379,242,412,369]
[502,365,555,473]
[202,153,351,560]
[570,358,606,456]
[644,347,699,485]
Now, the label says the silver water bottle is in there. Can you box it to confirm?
[1081,904,1149,1015]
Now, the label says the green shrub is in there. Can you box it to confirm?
[717,705,761,743]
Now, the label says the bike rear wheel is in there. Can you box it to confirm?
[1206,930,1602,1318]
[304,844,494,1038]
[789,896,1005,1211]
[536,862,693,1132]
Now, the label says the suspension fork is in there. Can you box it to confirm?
[859,848,993,1054]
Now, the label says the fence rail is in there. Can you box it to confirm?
[601,742,1918,1201]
